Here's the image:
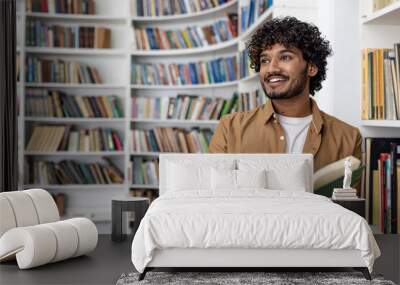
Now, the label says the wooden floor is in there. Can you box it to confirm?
[0,234,398,285]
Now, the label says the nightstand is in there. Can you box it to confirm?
[111,197,149,242]
[331,198,365,218]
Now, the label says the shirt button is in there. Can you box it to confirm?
[273,114,277,118]
[280,136,285,141]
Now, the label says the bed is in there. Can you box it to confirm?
[131,154,381,281]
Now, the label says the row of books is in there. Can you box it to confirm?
[26,21,111,49]
[130,127,213,153]
[134,15,238,50]
[237,89,266,112]
[25,157,124,185]
[129,189,157,203]
[131,56,238,85]
[239,49,257,79]
[130,158,159,185]
[372,0,399,12]
[361,45,400,120]
[26,57,103,84]
[241,0,273,32]
[365,137,400,234]
[131,93,238,120]
[25,90,123,118]
[26,0,96,14]
[26,125,123,152]
[133,0,232,17]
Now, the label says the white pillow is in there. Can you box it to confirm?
[266,162,308,191]
[238,159,310,191]
[166,160,235,192]
[237,169,267,188]
[167,162,209,191]
[211,168,236,190]
[211,168,267,190]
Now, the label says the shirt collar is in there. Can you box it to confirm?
[262,97,323,133]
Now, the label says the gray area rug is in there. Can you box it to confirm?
[116,271,396,285]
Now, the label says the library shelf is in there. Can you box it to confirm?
[130,0,238,22]
[24,151,126,156]
[130,81,239,90]
[25,117,125,123]
[130,118,219,125]
[25,47,127,56]
[361,1,400,25]
[23,184,126,190]
[24,83,127,89]
[240,7,273,40]
[241,73,259,82]
[25,12,127,23]
[130,37,239,56]
[361,120,400,128]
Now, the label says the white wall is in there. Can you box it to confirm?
[316,0,361,127]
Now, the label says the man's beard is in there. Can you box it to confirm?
[261,67,308,100]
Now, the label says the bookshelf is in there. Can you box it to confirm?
[360,0,400,126]
[359,0,400,236]
[17,0,319,231]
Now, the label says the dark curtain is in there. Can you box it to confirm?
[0,0,18,192]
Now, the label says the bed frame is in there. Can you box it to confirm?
[139,248,370,280]
[138,154,372,281]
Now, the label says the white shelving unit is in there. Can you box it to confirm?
[25,47,127,56]
[359,0,400,132]
[17,0,130,234]
[17,0,319,232]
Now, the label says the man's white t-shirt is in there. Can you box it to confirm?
[277,114,313,153]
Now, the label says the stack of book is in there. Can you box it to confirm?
[26,56,103,84]
[131,93,238,120]
[134,14,237,50]
[365,137,400,234]
[26,125,123,152]
[332,188,358,200]
[25,90,123,118]
[130,158,159,185]
[131,56,238,85]
[130,127,212,153]
[133,0,232,17]
[241,0,273,32]
[361,44,400,120]
[25,157,124,185]
[26,0,95,14]
[26,21,111,49]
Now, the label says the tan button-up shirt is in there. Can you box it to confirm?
[209,98,362,172]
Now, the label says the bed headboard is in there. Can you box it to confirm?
[159,153,313,196]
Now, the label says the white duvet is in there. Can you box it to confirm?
[131,190,380,273]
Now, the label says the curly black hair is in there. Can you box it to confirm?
[246,16,332,96]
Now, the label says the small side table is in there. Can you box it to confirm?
[332,198,366,218]
[112,197,149,242]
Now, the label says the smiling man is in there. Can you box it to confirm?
[208,16,362,172]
